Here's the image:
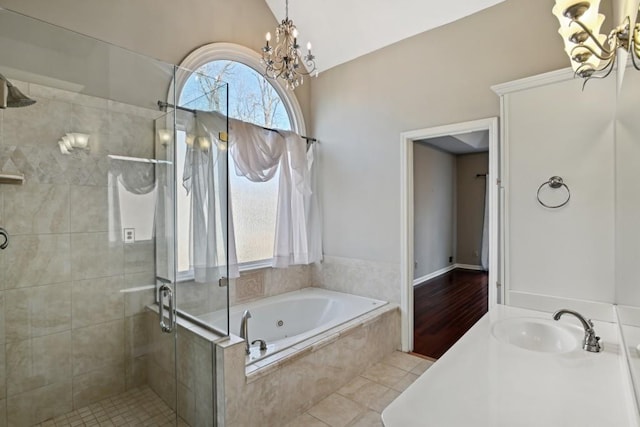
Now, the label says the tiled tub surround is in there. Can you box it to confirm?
[200,288,388,366]
[312,256,400,304]
[219,304,400,426]
[147,288,400,426]
[0,81,160,425]
[383,305,637,426]
[176,264,313,316]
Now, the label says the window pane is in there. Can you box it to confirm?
[178,59,292,268]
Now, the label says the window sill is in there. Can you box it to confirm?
[176,259,273,283]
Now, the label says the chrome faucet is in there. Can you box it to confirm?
[240,310,252,354]
[552,309,603,353]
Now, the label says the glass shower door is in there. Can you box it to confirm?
[153,70,230,426]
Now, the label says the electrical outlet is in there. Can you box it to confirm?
[123,228,135,243]
[414,261,418,269]
[449,256,453,263]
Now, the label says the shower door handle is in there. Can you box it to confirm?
[158,284,175,333]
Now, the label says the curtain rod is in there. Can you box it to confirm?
[157,101,317,143]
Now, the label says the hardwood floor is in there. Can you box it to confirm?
[413,268,488,359]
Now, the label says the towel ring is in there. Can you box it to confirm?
[537,176,570,209]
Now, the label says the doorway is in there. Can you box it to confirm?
[399,118,500,353]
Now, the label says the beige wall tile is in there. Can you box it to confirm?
[2,98,72,149]
[72,363,125,409]
[70,185,108,233]
[125,314,150,361]
[108,111,155,158]
[147,359,176,411]
[193,339,214,427]
[6,332,72,396]
[29,84,108,110]
[72,320,124,376]
[124,241,155,275]
[125,355,147,390]
[123,278,155,317]
[5,283,71,341]
[6,381,72,426]
[3,184,69,234]
[71,232,123,280]
[5,234,71,288]
[72,276,124,328]
[177,382,195,427]
[177,332,195,390]
[235,270,265,302]
[0,398,6,427]
[264,265,311,297]
[0,292,4,343]
[0,345,5,400]
[69,104,110,155]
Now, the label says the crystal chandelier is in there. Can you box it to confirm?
[553,0,640,84]
[261,0,317,90]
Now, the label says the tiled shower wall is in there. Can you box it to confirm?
[0,81,159,426]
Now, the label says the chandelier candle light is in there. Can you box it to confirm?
[553,0,640,85]
[262,0,317,90]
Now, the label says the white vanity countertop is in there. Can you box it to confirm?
[382,305,636,427]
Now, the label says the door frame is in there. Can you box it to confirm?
[399,117,500,352]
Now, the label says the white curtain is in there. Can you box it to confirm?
[481,174,490,271]
[183,112,322,282]
[183,111,239,281]
[227,119,322,268]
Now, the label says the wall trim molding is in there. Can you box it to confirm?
[491,67,575,96]
[413,265,456,286]
[413,264,485,286]
[400,116,500,352]
[455,263,484,271]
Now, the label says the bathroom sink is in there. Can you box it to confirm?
[491,317,578,353]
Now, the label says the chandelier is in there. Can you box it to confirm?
[553,0,640,84]
[261,0,317,90]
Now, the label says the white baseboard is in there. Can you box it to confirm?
[413,265,456,286]
[455,263,485,271]
[413,263,487,286]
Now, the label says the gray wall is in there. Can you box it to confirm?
[311,0,567,268]
[413,143,455,279]
[456,152,489,266]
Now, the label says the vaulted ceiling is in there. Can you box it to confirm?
[264,0,505,72]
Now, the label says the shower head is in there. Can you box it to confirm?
[0,73,36,108]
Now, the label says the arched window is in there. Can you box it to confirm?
[175,43,306,272]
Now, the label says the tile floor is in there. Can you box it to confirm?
[33,386,185,427]
[286,351,434,427]
[33,351,432,427]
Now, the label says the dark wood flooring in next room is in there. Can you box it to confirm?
[413,269,488,359]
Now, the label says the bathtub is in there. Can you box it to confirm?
[197,287,387,366]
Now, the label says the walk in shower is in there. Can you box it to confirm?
[0,8,229,426]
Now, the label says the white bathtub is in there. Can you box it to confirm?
[197,287,387,365]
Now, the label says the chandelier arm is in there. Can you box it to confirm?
[577,55,616,89]
[569,19,616,55]
[632,46,640,70]
[570,43,616,61]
